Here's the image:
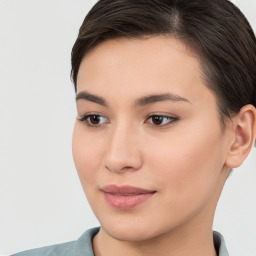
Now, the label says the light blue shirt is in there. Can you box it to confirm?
[11,228,229,256]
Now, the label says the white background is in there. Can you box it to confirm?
[0,0,255,255]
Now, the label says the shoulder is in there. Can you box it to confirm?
[11,241,75,256]
[11,227,100,256]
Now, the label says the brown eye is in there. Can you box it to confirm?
[77,114,109,127]
[89,115,102,125]
[146,115,178,126]
[151,116,164,125]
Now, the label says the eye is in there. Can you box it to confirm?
[77,114,109,127]
[146,115,178,126]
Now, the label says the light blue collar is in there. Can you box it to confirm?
[76,228,229,256]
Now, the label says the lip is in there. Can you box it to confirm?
[100,185,156,210]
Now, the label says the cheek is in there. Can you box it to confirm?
[145,122,226,209]
[72,123,105,189]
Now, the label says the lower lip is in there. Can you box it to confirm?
[103,192,155,210]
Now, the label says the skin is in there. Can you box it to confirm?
[72,36,256,256]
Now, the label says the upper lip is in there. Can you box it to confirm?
[100,185,156,195]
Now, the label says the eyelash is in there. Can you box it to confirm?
[145,114,178,127]
[77,114,109,127]
[77,113,178,128]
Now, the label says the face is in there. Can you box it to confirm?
[72,36,230,241]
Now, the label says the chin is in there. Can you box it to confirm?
[104,226,155,242]
[99,216,171,242]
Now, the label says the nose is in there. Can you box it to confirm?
[104,123,143,173]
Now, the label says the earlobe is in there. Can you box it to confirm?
[225,104,256,169]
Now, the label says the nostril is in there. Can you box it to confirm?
[105,165,135,173]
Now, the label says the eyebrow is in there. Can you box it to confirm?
[135,93,191,106]
[75,91,191,107]
[76,91,108,107]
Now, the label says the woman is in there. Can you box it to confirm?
[12,0,256,255]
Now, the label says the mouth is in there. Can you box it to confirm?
[100,185,156,210]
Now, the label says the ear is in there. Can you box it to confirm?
[225,104,256,169]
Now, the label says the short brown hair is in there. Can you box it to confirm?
[71,0,256,127]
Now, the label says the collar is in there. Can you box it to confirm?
[213,231,229,256]
[76,228,229,256]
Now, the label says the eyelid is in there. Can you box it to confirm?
[77,112,109,127]
[77,112,179,128]
[145,113,179,127]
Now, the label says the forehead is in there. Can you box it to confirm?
[79,36,197,74]
[76,36,215,108]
